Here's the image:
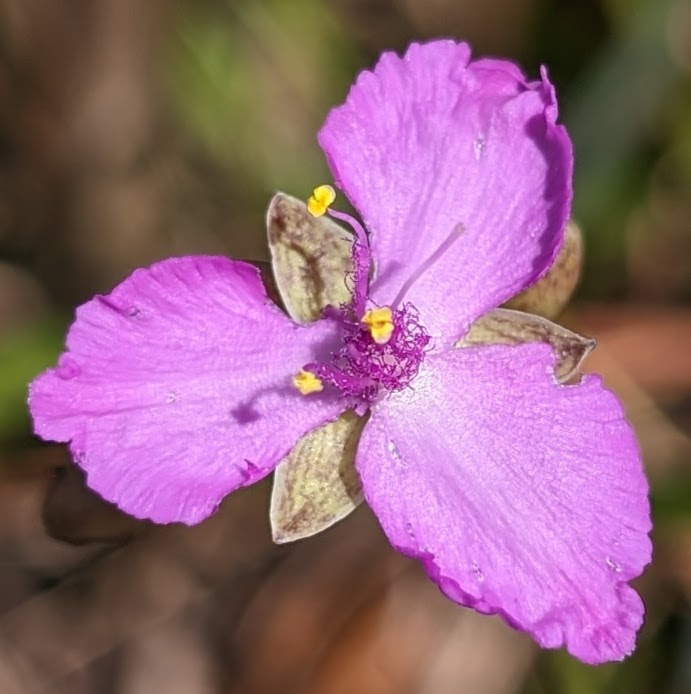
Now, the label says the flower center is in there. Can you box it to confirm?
[292,184,456,405]
[299,303,430,403]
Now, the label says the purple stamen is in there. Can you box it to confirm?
[305,303,430,404]
[392,223,465,307]
[327,208,371,315]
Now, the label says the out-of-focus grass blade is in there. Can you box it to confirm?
[566,0,684,290]
[0,320,65,442]
[651,482,691,519]
[167,0,354,192]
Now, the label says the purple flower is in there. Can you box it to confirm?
[29,41,651,664]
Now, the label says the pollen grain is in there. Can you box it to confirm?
[307,184,336,217]
[292,369,324,395]
[362,306,394,345]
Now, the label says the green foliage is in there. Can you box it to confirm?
[566,0,687,295]
[0,321,65,442]
[167,0,355,193]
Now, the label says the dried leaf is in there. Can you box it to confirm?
[266,192,353,323]
[43,462,146,545]
[505,219,583,319]
[270,411,367,544]
[457,308,595,383]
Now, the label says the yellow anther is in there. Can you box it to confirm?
[362,306,394,345]
[307,184,336,217]
[293,369,324,395]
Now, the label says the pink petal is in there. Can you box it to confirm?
[29,257,344,524]
[319,40,573,340]
[357,343,651,663]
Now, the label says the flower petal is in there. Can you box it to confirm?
[270,410,366,543]
[319,40,573,340]
[457,307,594,383]
[357,343,651,663]
[505,219,583,319]
[267,192,353,323]
[29,256,345,524]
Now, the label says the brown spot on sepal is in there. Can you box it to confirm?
[270,411,368,544]
[505,220,584,319]
[458,308,595,384]
[266,192,353,324]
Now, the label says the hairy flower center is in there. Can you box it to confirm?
[291,184,449,405]
[301,303,430,404]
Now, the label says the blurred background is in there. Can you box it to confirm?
[0,0,689,692]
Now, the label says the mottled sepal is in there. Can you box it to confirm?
[457,308,594,383]
[267,193,365,542]
[505,220,583,319]
[270,411,367,543]
[267,192,353,323]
